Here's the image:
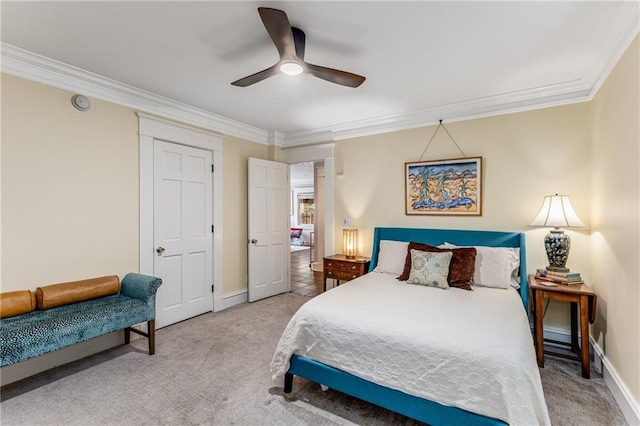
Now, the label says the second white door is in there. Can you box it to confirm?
[248,158,290,302]
[154,140,213,327]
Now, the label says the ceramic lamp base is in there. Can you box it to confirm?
[544,229,571,272]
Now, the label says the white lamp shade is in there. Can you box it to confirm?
[529,195,586,228]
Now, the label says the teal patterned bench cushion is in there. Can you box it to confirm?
[0,294,148,367]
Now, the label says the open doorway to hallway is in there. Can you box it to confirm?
[290,162,324,296]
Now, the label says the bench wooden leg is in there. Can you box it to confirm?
[148,320,155,355]
[284,372,293,393]
[125,321,156,355]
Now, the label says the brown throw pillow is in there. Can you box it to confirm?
[36,276,121,310]
[397,242,476,290]
[0,290,36,319]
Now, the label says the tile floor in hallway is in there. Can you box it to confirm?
[290,247,323,297]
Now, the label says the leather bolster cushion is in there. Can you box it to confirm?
[0,290,37,319]
[35,275,121,310]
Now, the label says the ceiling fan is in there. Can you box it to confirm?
[231,7,366,88]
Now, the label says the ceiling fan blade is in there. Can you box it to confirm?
[292,27,305,60]
[231,65,279,87]
[305,63,366,88]
[258,7,296,60]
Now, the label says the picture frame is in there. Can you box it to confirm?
[405,156,482,216]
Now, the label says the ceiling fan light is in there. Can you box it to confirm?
[280,62,303,75]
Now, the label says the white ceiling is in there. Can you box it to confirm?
[1,1,638,147]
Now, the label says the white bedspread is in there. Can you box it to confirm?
[271,272,550,425]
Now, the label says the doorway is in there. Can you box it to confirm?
[289,162,323,296]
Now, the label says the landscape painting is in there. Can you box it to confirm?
[405,157,482,216]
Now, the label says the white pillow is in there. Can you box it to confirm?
[511,276,521,290]
[441,242,520,289]
[374,240,409,275]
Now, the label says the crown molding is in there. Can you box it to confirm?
[2,0,637,151]
[282,130,335,147]
[267,130,286,147]
[0,43,269,145]
[586,1,639,97]
[283,83,592,146]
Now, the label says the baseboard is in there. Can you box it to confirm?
[591,340,640,425]
[0,332,124,386]
[540,326,590,356]
[542,327,640,425]
[214,289,247,312]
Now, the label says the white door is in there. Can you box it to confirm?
[154,140,213,327]
[248,158,290,302]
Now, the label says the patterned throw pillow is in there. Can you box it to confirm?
[397,242,477,290]
[406,249,452,289]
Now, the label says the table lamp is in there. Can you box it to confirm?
[528,194,586,272]
[343,228,358,259]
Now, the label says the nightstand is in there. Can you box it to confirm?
[323,255,371,292]
[528,274,597,379]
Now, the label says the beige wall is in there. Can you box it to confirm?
[1,74,277,301]
[1,74,139,289]
[590,35,640,405]
[334,104,592,328]
[222,135,273,294]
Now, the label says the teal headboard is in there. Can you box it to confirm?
[369,227,528,309]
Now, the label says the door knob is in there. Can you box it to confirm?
[156,246,165,256]
[250,239,258,244]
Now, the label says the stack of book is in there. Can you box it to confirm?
[535,268,583,285]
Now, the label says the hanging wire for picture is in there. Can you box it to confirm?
[419,120,467,160]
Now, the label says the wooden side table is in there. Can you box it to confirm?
[528,274,597,379]
[323,255,371,292]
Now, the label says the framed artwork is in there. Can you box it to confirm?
[405,156,482,216]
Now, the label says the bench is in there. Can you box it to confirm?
[0,273,162,367]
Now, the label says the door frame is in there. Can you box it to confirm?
[138,113,225,314]
[282,143,334,262]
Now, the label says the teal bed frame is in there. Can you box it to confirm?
[284,227,528,426]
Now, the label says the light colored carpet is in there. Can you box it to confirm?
[0,293,627,425]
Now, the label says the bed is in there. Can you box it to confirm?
[271,227,550,425]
